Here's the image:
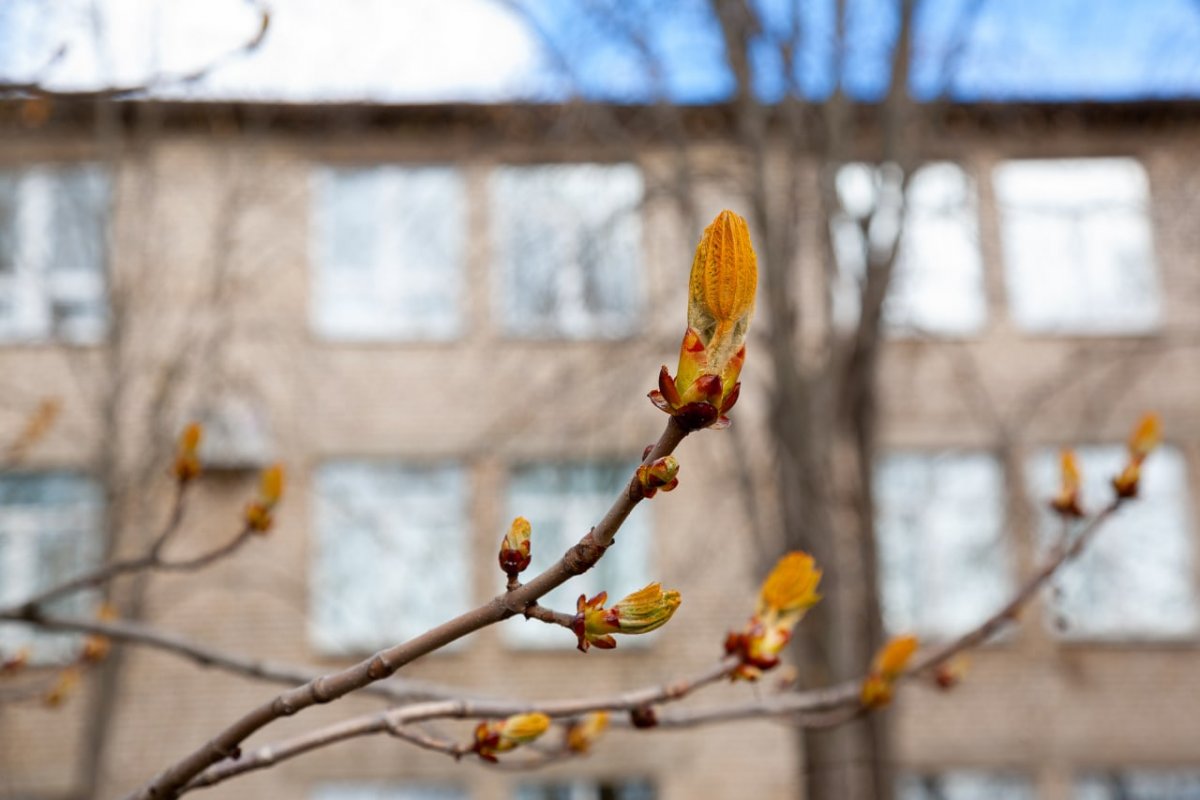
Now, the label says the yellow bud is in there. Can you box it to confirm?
[499,516,533,575]
[1050,449,1084,518]
[566,711,609,754]
[611,583,682,635]
[172,422,204,482]
[259,464,285,507]
[44,667,81,708]
[758,551,823,623]
[498,712,551,745]
[1128,412,1161,460]
[688,210,758,364]
[873,634,919,680]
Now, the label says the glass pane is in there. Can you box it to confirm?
[313,166,464,340]
[874,452,1011,639]
[1029,446,1197,638]
[0,170,17,276]
[899,772,1035,800]
[492,164,642,339]
[311,463,469,654]
[0,473,102,661]
[312,784,467,800]
[832,162,986,335]
[46,164,109,341]
[995,158,1160,333]
[503,462,650,648]
[1077,772,1200,800]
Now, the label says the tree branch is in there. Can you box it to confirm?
[130,418,689,799]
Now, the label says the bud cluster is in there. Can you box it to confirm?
[244,464,285,533]
[472,712,551,762]
[725,552,822,681]
[860,634,919,708]
[1112,412,1162,498]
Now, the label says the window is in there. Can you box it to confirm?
[312,165,465,340]
[515,780,656,800]
[994,157,1159,333]
[312,784,466,800]
[832,161,986,335]
[1029,445,1197,639]
[0,164,109,342]
[0,473,102,661]
[1077,771,1200,800]
[874,452,1012,639]
[311,463,469,654]
[899,772,1034,800]
[503,462,650,648]
[491,163,642,339]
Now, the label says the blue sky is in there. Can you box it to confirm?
[3,0,1199,102]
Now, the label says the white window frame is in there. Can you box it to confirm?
[0,164,109,343]
[310,462,470,656]
[0,473,103,663]
[503,461,651,649]
[311,165,466,341]
[874,451,1013,640]
[491,163,643,340]
[831,161,987,336]
[994,157,1160,335]
[1029,445,1197,640]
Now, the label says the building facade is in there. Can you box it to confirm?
[1,100,1200,800]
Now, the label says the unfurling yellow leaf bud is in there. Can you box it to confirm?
[757,552,823,624]
[1113,413,1162,499]
[1050,449,1084,518]
[172,422,203,482]
[650,210,757,431]
[473,712,552,761]
[1128,412,1162,460]
[726,550,824,681]
[566,711,609,754]
[861,634,919,708]
[499,516,532,576]
[245,464,285,533]
[572,583,682,652]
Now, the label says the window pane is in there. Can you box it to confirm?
[0,473,103,662]
[0,165,109,342]
[311,463,469,654]
[995,158,1159,333]
[516,780,656,800]
[874,452,1011,639]
[313,166,464,340]
[312,784,467,800]
[1077,772,1200,800]
[1029,446,1197,638]
[832,162,986,335]
[503,462,650,648]
[492,164,642,339]
[899,772,1034,800]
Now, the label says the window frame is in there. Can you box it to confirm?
[490,162,645,341]
[309,460,471,657]
[309,163,467,343]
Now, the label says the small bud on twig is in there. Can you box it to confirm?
[726,551,823,681]
[861,634,919,708]
[636,456,680,499]
[244,464,285,533]
[472,712,551,762]
[499,516,532,577]
[572,583,682,653]
[1050,449,1085,518]
[565,711,609,754]
[172,423,203,482]
[1112,412,1162,499]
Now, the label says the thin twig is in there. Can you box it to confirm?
[0,611,461,705]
